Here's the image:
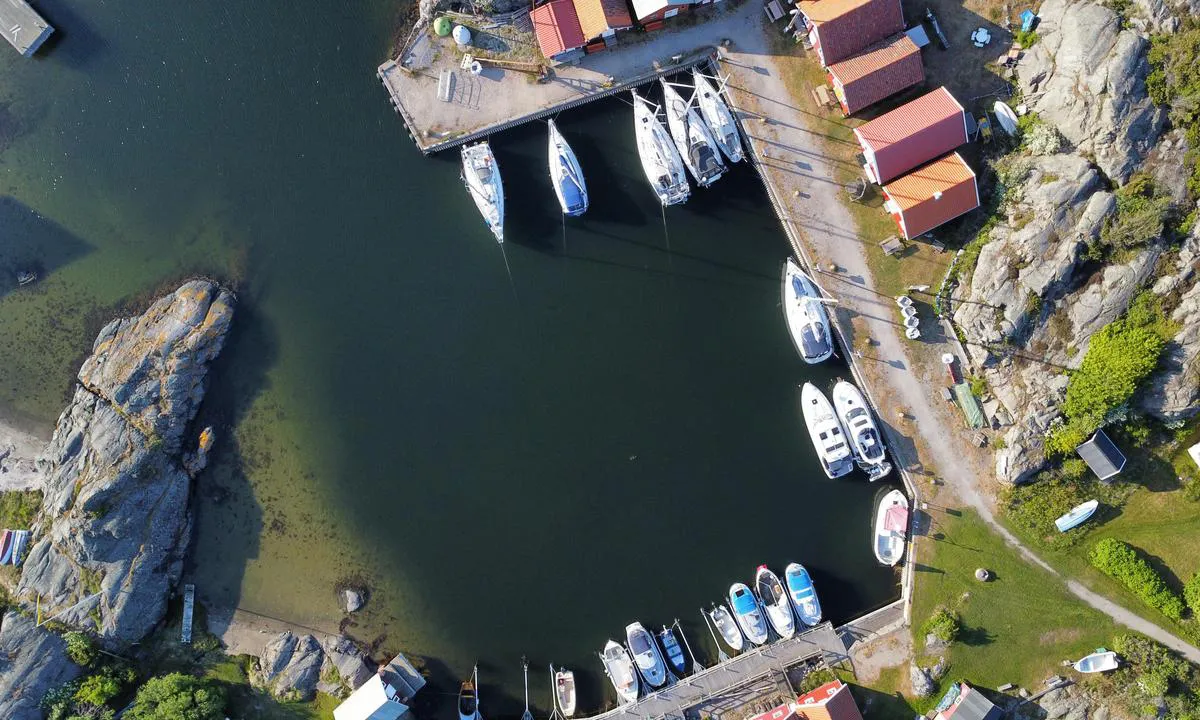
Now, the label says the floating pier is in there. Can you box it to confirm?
[1,0,53,57]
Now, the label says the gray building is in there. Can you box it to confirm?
[1076,428,1127,482]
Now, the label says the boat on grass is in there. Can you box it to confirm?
[626,621,668,688]
[993,101,1019,135]
[728,582,769,646]
[461,142,505,243]
[8,530,27,566]
[1073,650,1119,673]
[832,380,892,481]
[631,90,690,206]
[784,562,822,627]
[691,68,743,164]
[661,79,726,187]
[709,604,744,652]
[554,666,577,717]
[782,258,833,364]
[459,665,481,720]
[874,489,909,566]
[801,383,854,479]
[1054,499,1098,533]
[755,565,795,639]
[600,639,640,705]
[0,530,11,565]
[548,120,588,217]
[659,626,688,676]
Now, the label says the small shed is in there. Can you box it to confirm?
[881,152,980,240]
[531,0,587,64]
[826,34,924,115]
[934,683,1002,720]
[1076,428,1127,482]
[571,0,633,44]
[333,675,411,720]
[854,86,969,184]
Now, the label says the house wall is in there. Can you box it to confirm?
[637,3,690,23]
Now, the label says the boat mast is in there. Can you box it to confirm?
[521,657,533,720]
[548,665,563,720]
[674,618,705,671]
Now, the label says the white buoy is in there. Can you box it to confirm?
[452,24,472,46]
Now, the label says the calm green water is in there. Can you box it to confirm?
[0,0,899,712]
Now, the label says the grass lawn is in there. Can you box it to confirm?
[0,489,41,529]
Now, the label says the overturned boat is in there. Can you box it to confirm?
[632,90,690,206]
[691,68,743,164]
[461,142,505,243]
[801,382,855,479]
[661,79,726,187]
[832,380,892,480]
[782,258,833,364]
[1055,499,1099,533]
[548,119,588,217]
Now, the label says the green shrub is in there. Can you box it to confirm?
[1090,539,1185,619]
[1111,633,1196,702]
[922,607,962,643]
[1005,474,1094,547]
[1100,175,1171,252]
[1186,573,1200,617]
[127,673,226,720]
[1015,29,1039,47]
[76,672,123,707]
[64,631,99,668]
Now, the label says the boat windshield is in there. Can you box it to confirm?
[731,589,756,614]
[629,633,651,654]
[800,323,829,358]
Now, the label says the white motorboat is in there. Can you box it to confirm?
[1055,499,1098,533]
[782,258,833,364]
[874,489,909,566]
[800,382,855,479]
[709,604,744,652]
[631,90,690,206]
[553,666,577,717]
[626,622,669,688]
[691,68,743,164]
[1073,650,1119,673]
[754,566,796,639]
[832,380,892,481]
[728,583,769,646]
[461,142,505,243]
[784,562,822,627]
[458,665,481,720]
[600,639,640,705]
[547,120,588,217]
[660,79,725,187]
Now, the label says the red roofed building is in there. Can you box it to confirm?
[629,0,695,26]
[748,682,864,720]
[531,0,587,64]
[827,34,924,115]
[797,0,904,66]
[882,152,979,239]
[571,0,633,47]
[853,86,968,184]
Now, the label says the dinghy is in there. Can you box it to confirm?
[832,380,892,480]
[632,90,690,206]
[993,101,1019,135]
[547,120,588,216]
[784,562,823,627]
[1073,650,1119,673]
[874,489,909,566]
[801,382,855,479]
[755,565,796,639]
[600,639,640,705]
[659,626,688,676]
[691,68,743,164]
[661,79,725,187]
[458,665,481,720]
[626,621,668,689]
[0,530,11,565]
[461,142,505,243]
[1054,499,1098,533]
[554,666,577,717]
[782,258,833,364]
[709,604,744,652]
[728,583,769,646]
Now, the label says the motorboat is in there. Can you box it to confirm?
[1073,650,1119,673]
[461,142,505,243]
[661,78,726,187]
[754,566,796,639]
[8,530,28,566]
[631,90,690,206]
[784,563,822,627]
[782,258,833,364]
[800,383,855,479]
[728,583,769,646]
[832,380,892,481]
[658,626,687,676]
[1055,499,1099,533]
[709,604,744,652]
[553,666,577,717]
[0,530,11,565]
[547,120,588,216]
[691,68,743,164]
[458,665,481,720]
[626,621,668,689]
[600,639,640,705]
[874,489,909,566]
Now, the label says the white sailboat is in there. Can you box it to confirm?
[461,142,505,243]
[782,258,834,364]
[691,68,743,164]
[874,489,909,566]
[832,380,892,480]
[547,120,588,216]
[661,78,726,187]
[800,383,855,478]
[600,639,640,705]
[631,90,690,206]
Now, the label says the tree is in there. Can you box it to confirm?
[63,632,99,668]
[1186,572,1200,617]
[75,672,122,707]
[127,674,225,720]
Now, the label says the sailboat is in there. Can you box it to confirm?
[754,565,796,639]
[832,380,892,480]
[461,142,505,243]
[520,658,534,720]
[801,382,855,479]
[626,621,668,689]
[728,583,769,646]
[661,78,726,187]
[553,665,577,717]
[458,665,481,720]
[691,68,743,164]
[631,90,690,206]
[874,489,909,566]
[784,563,822,627]
[547,120,588,216]
[599,639,640,705]
[782,258,834,364]
[708,604,744,652]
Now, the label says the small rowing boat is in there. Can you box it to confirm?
[461,142,505,243]
[659,626,687,676]
[1073,650,1118,673]
[8,530,28,566]
[1054,499,1098,533]
[874,489,909,566]
[458,665,481,720]
[0,530,11,565]
[554,666,577,717]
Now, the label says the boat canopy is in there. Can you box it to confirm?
[731,588,756,613]
[557,162,585,211]
[629,632,651,653]
[884,506,908,533]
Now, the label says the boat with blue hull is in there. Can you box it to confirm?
[626,621,669,689]
[658,626,688,676]
[784,563,822,627]
[728,582,769,646]
[547,119,588,216]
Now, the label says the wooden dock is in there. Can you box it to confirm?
[583,622,844,720]
[1,0,53,57]
[181,584,195,644]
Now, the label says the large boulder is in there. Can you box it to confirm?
[1018,0,1165,184]
[16,281,235,642]
[0,611,83,720]
[255,631,374,700]
[1141,232,1200,421]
